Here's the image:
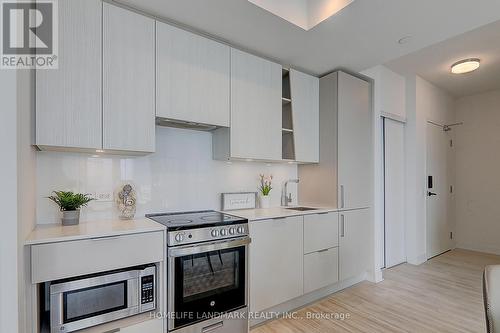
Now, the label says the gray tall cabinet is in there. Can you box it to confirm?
[299,70,373,281]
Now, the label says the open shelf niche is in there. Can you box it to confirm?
[282,68,295,161]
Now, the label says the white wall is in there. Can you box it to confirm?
[0,71,19,333]
[36,127,298,224]
[454,89,500,254]
[405,76,455,264]
[361,65,405,280]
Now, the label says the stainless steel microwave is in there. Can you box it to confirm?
[50,265,156,333]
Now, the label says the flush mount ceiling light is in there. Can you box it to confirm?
[451,58,480,74]
[248,0,355,31]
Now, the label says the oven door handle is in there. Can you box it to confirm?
[168,237,251,257]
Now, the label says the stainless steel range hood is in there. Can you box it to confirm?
[155,117,220,132]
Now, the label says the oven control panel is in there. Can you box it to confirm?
[168,223,249,246]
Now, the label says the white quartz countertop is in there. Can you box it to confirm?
[25,218,165,245]
[226,206,339,221]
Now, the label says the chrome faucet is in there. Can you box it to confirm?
[282,179,299,206]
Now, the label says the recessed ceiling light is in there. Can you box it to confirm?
[451,58,480,74]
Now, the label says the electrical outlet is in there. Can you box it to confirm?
[94,192,113,202]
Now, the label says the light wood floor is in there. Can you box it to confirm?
[251,249,500,333]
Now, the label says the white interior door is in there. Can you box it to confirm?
[426,122,451,259]
[384,118,406,268]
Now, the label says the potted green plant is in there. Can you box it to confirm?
[258,174,273,208]
[47,191,95,226]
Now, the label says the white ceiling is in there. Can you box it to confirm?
[386,20,500,98]
[115,0,500,77]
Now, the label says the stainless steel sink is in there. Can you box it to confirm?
[285,207,319,211]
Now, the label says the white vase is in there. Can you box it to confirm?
[260,195,271,209]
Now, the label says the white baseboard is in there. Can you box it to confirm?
[456,243,500,256]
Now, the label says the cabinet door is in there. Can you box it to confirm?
[120,319,163,333]
[337,72,372,209]
[304,212,338,254]
[36,0,102,150]
[103,3,155,153]
[249,217,303,312]
[230,49,282,161]
[304,247,339,294]
[290,69,319,163]
[156,22,230,127]
[339,209,371,280]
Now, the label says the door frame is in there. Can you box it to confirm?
[425,120,453,259]
[382,116,407,268]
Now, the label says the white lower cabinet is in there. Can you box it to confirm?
[249,210,370,314]
[249,216,303,312]
[304,212,338,254]
[339,209,371,280]
[121,319,163,333]
[304,247,339,294]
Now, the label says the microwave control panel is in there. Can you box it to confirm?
[141,275,155,305]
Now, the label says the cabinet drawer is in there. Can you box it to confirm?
[304,212,339,254]
[31,231,164,283]
[121,318,163,333]
[304,247,339,294]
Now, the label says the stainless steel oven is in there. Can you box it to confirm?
[168,237,250,332]
[50,265,156,333]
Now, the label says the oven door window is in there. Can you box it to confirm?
[174,246,246,328]
[63,281,128,323]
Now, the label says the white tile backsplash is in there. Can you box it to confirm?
[36,127,298,224]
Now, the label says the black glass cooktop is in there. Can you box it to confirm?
[146,210,247,231]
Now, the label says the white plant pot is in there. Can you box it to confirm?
[259,195,271,209]
[62,210,80,226]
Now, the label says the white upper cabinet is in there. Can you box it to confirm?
[298,71,372,208]
[156,22,230,127]
[227,48,282,161]
[290,69,319,163]
[337,71,372,209]
[103,3,156,153]
[36,0,102,151]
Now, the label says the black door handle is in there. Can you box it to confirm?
[428,192,437,197]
